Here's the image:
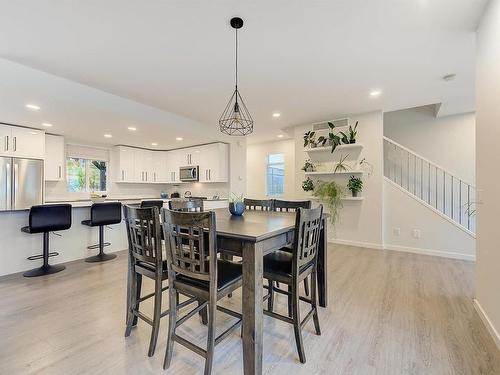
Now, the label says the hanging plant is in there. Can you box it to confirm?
[313,180,344,224]
[302,177,314,192]
[334,154,351,173]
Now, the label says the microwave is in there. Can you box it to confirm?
[179,166,199,182]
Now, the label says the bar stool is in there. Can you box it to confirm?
[140,200,164,210]
[81,202,122,263]
[21,204,72,277]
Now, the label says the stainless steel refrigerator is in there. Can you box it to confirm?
[0,157,43,211]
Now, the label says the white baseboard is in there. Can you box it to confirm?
[329,239,475,261]
[330,239,384,250]
[473,299,500,351]
[383,244,475,261]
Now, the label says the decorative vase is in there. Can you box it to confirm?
[229,202,245,216]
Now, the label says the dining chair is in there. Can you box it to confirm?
[168,198,204,212]
[161,209,243,375]
[140,199,165,210]
[263,205,323,364]
[244,198,274,211]
[272,200,313,297]
[123,205,195,357]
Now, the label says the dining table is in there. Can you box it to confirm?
[212,208,329,375]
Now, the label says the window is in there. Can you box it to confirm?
[67,158,107,192]
[266,153,284,196]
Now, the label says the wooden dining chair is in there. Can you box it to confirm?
[123,205,195,357]
[168,198,204,212]
[244,198,274,211]
[263,205,323,364]
[271,200,313,297]
[161,209,243,375]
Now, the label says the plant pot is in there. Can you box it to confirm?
[351,190,358,197]
[310,143,318,148]
[229,202,245,216]
[349,139,356,144]
[306,166,314,172]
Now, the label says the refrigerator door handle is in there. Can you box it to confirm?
[13,163,18,209]
[5,163,11,209]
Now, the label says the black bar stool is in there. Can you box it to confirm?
[81,202,122,263]
[21,204,72,277]
[140,200,164,210]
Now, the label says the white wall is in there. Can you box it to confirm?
[384,105,475,184]
[294,111,384,247]
[383,179,475,260]
[475,0,500,349]
[246,139,295,199]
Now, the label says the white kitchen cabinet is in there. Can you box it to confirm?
[134,149,154,183]
[181,148,200,166]
[0,124,45,159]
[199,143,229,183]
[115,146,135,182]
[166,150,181,183]
[44,135,65,181]
[152,152,168,183]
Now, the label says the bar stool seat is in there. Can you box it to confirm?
[21,204,72,277]
[81,202,122,263]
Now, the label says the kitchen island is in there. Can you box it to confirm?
[0,197,228,277]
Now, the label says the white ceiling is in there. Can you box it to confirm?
[0,0,486,145]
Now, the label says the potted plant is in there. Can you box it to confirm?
[347,176,363,197]
[339,121,358,144]
[228,193,245,216]
[301,159,316,172]
[303,131,317,148]
[302,177,314,192]
[312,180,344,224]
[334,154,350,173]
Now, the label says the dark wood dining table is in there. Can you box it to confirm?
[213,208,328,375]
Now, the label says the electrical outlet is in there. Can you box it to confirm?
[412,229,421,239]
[393,227,401,236]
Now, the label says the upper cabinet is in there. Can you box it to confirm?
[199,143,229,183]
[113,142,228,184]
[0,124,45,159]
[45,135,65,181]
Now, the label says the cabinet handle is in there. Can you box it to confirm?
[122,170,124,181]
[13,137,16,152]
[142,171,144,181]
[5,136,8,151]
[209,169,211,180]
[154,172,156,182]
[58,166,61,179]
[145,171,148,181]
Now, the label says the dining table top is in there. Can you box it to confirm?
[212,208,297,242]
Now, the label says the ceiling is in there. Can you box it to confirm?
[0,0,486,145]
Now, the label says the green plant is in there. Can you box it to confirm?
[301,159,316,172]
[339,121,358,144]
[313,180,344,224]
[329,132,342,152]
[302,177,314,192]
[347,176,363,194]
[317,135,328,147]
[229,192,244,204]
[359,158,373,176]
[334,154,350,173]
[303,131,317,148]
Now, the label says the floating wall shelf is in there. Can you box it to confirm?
[304,171,365,176]
[304,143,364,154]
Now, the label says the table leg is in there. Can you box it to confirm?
[242,241,263,375]
[317,217,328,307]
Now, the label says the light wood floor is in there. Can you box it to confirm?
[0,245,499,375]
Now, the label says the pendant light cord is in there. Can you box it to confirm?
[235,27,238,91]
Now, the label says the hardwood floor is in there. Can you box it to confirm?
[0,245,499,375]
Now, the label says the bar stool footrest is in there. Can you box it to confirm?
[87,242,111,250]
[27,252,59,261]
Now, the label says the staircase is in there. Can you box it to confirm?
[384,137,476,234]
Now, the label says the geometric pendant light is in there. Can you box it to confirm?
[219,17,254,136]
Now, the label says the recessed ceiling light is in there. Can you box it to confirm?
[25,104,40,110]
[128,126,137,131]
[272,113,281,118]
[104,134,112,138]
[277,134,284,138]
[369,90,382,97]
[42,123,53,127]
[151,142,158,146]
[176,137,183,141]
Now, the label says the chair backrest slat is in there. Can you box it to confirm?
[123,206,163,267]
[162,209,216,283]
[273,199,311,212]
[292,205,323,272]
[169,199,204,212]
[244,198,274,211]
